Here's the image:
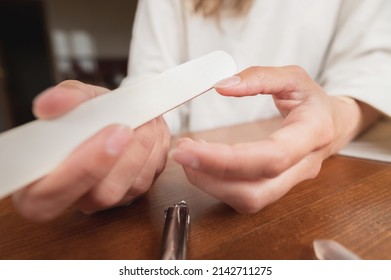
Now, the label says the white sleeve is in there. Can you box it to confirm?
[318,0,391,117]
[120,0,189,134]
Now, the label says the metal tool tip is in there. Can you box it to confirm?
[175,201,187,207]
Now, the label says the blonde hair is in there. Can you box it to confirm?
[192,0,253,18]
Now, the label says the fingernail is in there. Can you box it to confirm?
[214,75,241,88]
[106,125,132,156]
[171,149,200,169]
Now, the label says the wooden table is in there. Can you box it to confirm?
[0,119,390,260]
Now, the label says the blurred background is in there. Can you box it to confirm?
[0,0,138,132]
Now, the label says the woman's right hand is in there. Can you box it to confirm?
[12,80,171,222]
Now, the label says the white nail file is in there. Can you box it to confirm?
[0,50,236,200]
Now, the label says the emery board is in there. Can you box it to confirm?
[0,50,236,200]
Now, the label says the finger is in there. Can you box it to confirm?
[155,117,171,174]
[114,117,171,207]
[33,80,109,119]
[181,151,323,214]
[76,118,170,213]
[172,116,332,180]
[120,119,167,201]
[75,120,158,212]
[12,124,132,222]
[116,118,170,204]
[214,65,320,99]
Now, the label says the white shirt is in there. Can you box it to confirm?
[122,0,391,134]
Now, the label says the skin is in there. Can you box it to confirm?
[12,80,171,222]
[171,66,380,214]
[12,66,380,221]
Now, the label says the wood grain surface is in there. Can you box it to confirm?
[0,118,390,259]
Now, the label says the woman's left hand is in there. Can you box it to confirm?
[171,66,379,213]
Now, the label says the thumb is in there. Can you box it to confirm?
[33,80,109,120]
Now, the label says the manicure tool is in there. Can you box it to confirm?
[160,201,190,260]
[0,51,236,200]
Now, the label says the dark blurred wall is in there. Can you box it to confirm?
[0,0,139,131]
[0,1,55,128]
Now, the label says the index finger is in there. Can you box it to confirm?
[214,65,320,99]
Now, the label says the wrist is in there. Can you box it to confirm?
[329,95,380,154]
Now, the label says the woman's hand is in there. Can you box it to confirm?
[172,66,379,213]
[12,80,171,222]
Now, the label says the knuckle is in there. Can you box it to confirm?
[248,65,267,83]
[283,65,308,91]
[285,65,307,77]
